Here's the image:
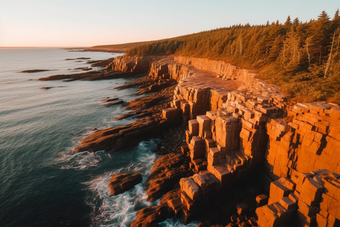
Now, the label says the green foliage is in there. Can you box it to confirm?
[126,10,340,103]
[90,41,156,52]
[127,40,183,56]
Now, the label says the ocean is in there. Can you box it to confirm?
[0,48,197,227]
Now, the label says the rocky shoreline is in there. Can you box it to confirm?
[43,53,340,226]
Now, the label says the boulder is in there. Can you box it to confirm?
[107,173,142,196]
[131,189,181,227]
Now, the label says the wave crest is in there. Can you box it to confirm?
[56,150,112,170]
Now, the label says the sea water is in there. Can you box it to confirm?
[0,48,197,227]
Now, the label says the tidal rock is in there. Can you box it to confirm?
[90,58,115,68]
[123,93,164,110]
[130,189,181,227]
[146,152,192,202]
[130,205,168,227]
[101,97,119,102]
[40,86,65,90]
[107,173,142,196]
[73,82,177,154]
[72,117,168,153]
[38,70,142,82]
[114,111,140,120]
[20,69,50,73]
[104,100,124,106]
[74,67,92,71]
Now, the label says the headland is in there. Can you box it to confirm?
[43,52,340,226]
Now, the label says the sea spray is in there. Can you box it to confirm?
[56,150,112,170]
[159,219,199,227]
[84,140,159,226]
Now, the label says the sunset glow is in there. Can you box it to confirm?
[1,0,339,47]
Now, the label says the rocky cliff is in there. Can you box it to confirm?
[108,55,165,73]
[75,54,340,226]
[155,56,340,226]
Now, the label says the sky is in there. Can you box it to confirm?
[0,0,339,47]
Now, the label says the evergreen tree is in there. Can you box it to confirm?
[331,9,340,31]
[125,10,340,103]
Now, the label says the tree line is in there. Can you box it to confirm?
[127,10,340,103]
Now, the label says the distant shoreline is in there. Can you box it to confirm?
[65,47,126,53]
[0,47,64,49]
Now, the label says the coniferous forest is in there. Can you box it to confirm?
[127,10,340,103]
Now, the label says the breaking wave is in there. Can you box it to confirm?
[84,141,158,226]
[56,150,112,170]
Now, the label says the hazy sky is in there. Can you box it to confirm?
[1,0,339,47]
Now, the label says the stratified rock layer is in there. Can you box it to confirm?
[109,55,165,73]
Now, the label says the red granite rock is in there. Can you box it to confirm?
[107,173,142,196]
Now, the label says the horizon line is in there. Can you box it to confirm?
[0,46,90,49]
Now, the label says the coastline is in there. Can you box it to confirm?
[29,50,340,226]
[65,47,126,53]
[0,48,130,227]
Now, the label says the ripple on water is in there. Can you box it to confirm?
[159,219,199,227]
[56,150,113,170]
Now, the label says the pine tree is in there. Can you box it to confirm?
[284,16,292,34]
[331,9,340,31]
[306,11,331,65]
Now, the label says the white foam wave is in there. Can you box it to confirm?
[87,172,136,226]
[159,219,199,227]
[85,141,158,227]
[56,150,112,170]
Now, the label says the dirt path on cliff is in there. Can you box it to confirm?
[183,68,243,91]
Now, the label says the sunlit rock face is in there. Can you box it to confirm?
[156,55,340,226]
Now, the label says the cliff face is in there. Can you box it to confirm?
[150,56,340,178]
[155,56,340,226]
[275,103,340,175]
[174,56,259,88]
[96,54,340,226]
[109,55,166,73]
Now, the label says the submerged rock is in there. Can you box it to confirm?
[20,69,50,73]
[40,86,65,90]
[73,83,177,153]
[104,100,124,106]
[38,71,143,82]
[107,173,142,196]
[101,97,119,102]
[74,67,92,71]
